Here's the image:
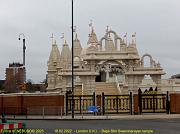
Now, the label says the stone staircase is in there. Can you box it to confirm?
[74,85,83,95]
[74,82,120,95]
[95,82,120,95]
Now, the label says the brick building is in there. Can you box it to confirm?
[4,62,26,93]
[0,80,5,92]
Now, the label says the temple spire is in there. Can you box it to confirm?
[48,37,61,69]
[73,33,82,57]
[87,21,98,45]
[60,40,71,69]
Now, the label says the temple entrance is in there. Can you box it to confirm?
[95,71,106,82]
[95,75,101,82]
[95,61,125,83]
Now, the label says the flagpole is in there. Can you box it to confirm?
[126,33,127,45]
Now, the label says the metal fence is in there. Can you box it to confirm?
[0,91,171,117]
[102,92,132,115]
[66,92,133,115]
[1,106,64,119]
[26,106,64,116]
[138,90,170,114]
[66,93,95,114]
[1,107,27,115]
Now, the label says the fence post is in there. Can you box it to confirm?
[93,92,95,106]
[93,92,96,116]
[80,96,82,114]
[96,95,102,115]
[65,92,68,115]
[153,94,155,113]
[14,112,15,120]
[102,92,105,115]
[130,92,133,115]
[138,88,142,115]
[116,95,118,114]
[166,91,170,114]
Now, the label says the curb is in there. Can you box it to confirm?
[6,114,180,120]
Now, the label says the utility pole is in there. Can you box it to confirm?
[71,0,75,119]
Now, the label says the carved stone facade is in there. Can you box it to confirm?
[47,26,165,94]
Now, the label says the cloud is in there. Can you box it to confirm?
[0,0,180,82]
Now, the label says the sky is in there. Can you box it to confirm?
[0,0,180,83]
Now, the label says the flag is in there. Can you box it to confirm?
[73,26,76,32]
[50,33,54,39]
[89,23,92,27]
[61,33,64,39]
[124,33,127,38]
[70,26,76,32]
[106,26,110,33]
[132,32,136,37]
[89,20,93,27]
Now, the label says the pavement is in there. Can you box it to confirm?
[5,113,180,120]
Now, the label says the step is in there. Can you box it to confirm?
[95,82,119,95]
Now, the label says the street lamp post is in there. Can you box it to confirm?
[18,33,26,66]
[71,0,75,119]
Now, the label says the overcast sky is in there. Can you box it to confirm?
[0,0,180,83]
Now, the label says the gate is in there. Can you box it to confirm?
[66,93,95,114]
[102,92,132,115]
[138,90,170,114]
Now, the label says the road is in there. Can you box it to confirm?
[11,119,180,134]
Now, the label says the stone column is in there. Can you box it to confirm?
[106,70,109,82]
[105,64,110,82]
[90,61,95,72]
[47,73,56,90]
[115,37,117,50]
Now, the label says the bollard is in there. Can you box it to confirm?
[61,106,63,119]
[81,106,83,119]
[14,113,15,120]
[26,108,28,119]
[42,107,45,119]
[1,113,7,123]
